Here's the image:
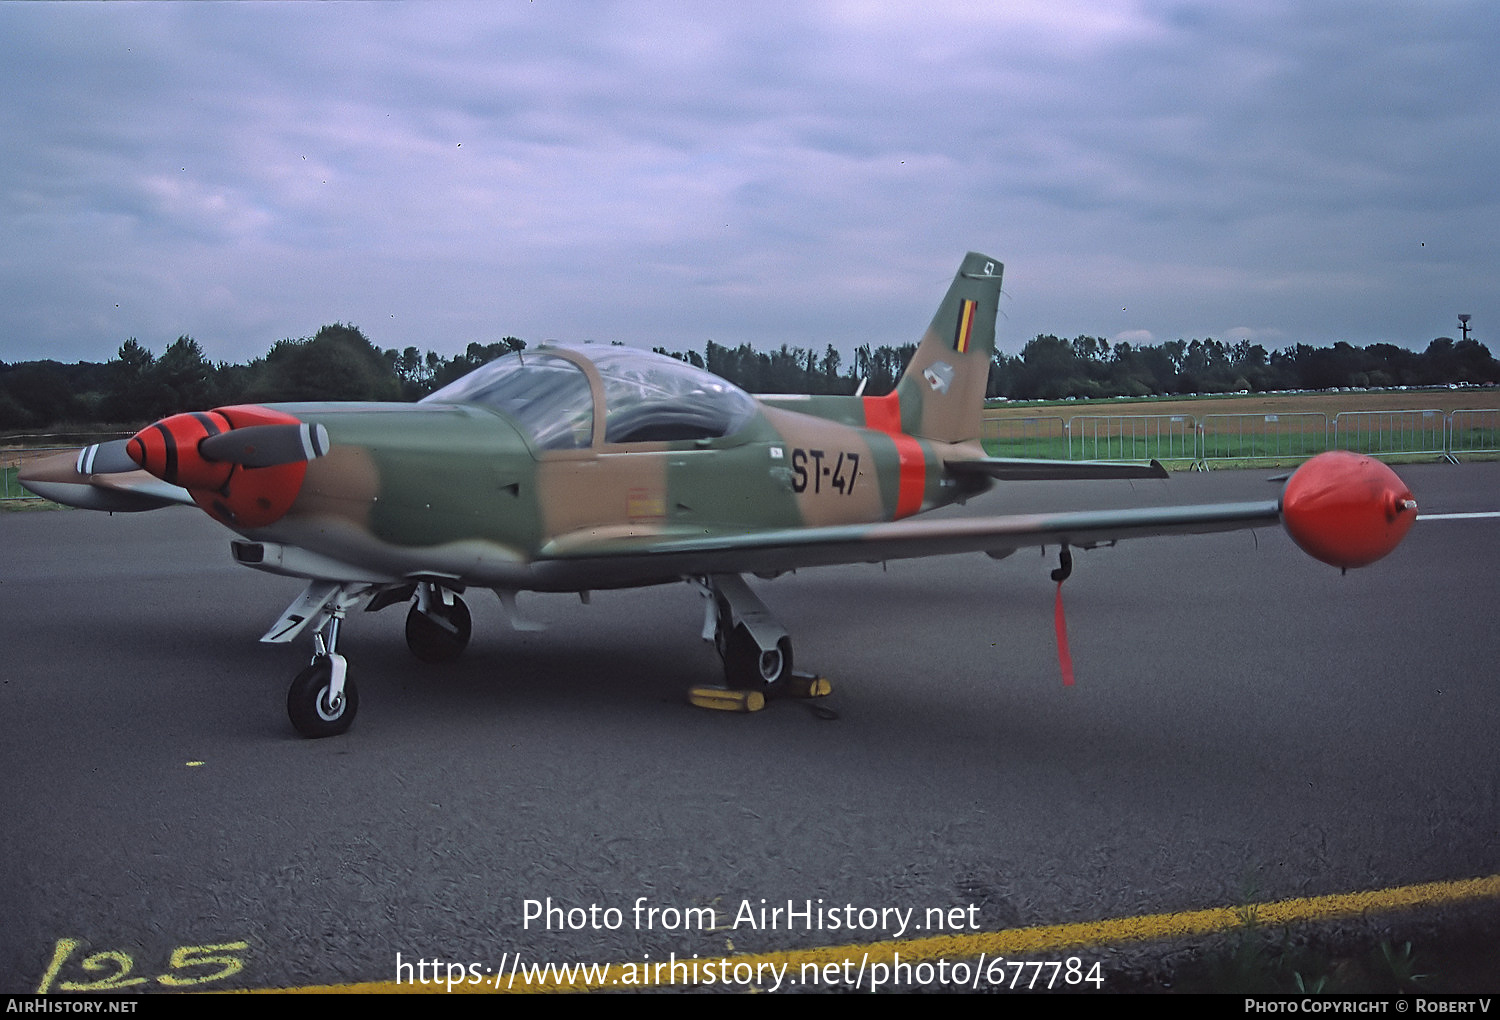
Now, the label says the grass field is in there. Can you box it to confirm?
[986,388,1500,420]
[2,463,40,503]
[982,390,1500,463]
[1,448,81,505]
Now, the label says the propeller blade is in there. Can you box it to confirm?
[19,448,192,511]
[75,439,140,475]
[198,422,331,467]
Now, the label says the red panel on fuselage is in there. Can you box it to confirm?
[862,393,925,519]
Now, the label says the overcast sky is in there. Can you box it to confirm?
[3,1,1496,367]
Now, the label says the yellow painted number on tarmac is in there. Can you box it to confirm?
[36,937,250,992]
[156,942,251,986]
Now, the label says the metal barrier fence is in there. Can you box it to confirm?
[2,433,142,503]
[976,406,1500,468]
[1332,410,1446,458]
[2,448,86,502]
[4,455,32,500]
[1067,414,1197,463]
[980,415,1068,459]
[1447,409,1500,457]
[1200,412,1330,463]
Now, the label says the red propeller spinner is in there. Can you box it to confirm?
[125,405,329,528]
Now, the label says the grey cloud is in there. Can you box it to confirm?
[1,1,1495,368]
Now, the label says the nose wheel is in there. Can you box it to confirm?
[287,656,358,738]
[267,583,364,738]
[264,580,476,738]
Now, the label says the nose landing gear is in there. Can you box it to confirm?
[266,579,473,738]
[282,589,360,738]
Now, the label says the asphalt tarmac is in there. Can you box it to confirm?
[1,461,1496,992]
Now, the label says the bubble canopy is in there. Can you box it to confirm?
[421,343,760,450]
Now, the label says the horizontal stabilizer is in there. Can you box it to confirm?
[945,457,1169,481]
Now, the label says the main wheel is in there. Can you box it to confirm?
[712,597,732,660]
[723,624,793,690]
[287,658,358,738]
[405,594,472,663]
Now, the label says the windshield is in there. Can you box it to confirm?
[422,353,593,450]
[421,344,759,449]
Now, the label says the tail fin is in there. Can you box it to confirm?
[881,252,1002,444]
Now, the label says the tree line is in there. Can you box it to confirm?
[1,324,1496,433]
[993,334,1500,400]
[0,325,527,431]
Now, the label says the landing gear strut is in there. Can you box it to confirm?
[263,579,473,738]
[704,574,794,689]
[284,588,360,738]
[691,574,830,712]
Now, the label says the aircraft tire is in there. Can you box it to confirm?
[287,659,358,738]
[405,596,472,663]
[723,625,793,690]
[713,598,732,660]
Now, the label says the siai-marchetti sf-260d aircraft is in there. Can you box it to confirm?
[22,252,1419,737]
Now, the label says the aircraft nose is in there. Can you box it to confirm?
[126,411,236,489]
[126,405,329,528]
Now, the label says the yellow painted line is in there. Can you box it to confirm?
[252,873,1500,993]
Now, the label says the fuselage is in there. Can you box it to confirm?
[238,388,986,592]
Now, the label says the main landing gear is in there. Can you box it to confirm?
[404,583,473,663]
[690,574,832,713]
[265,580,473,737]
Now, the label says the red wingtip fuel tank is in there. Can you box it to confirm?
[127,405,311,529]
[1280,451,1417,569]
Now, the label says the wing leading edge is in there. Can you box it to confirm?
[538,500,1283,578]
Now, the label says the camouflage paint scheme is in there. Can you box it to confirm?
[24,254,1050,585]
[21,252,1419,735]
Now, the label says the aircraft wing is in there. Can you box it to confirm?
[537,451,1417,583]
[536,500,1283,580]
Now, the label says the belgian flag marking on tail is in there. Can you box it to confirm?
[953,299,976,353]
